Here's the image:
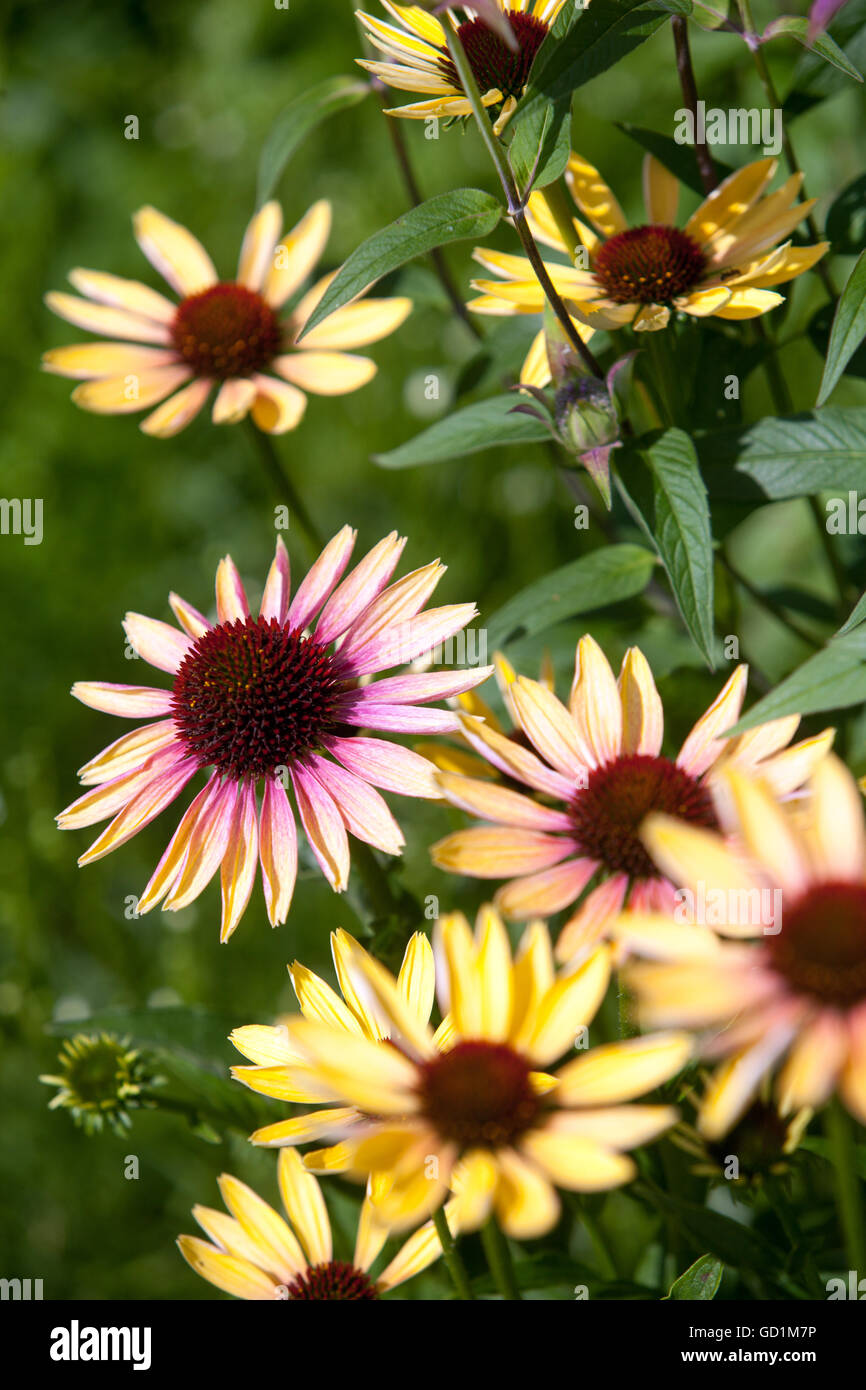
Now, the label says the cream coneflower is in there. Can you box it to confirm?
[616,758,866,1137]
[356,1,567,135]
[43,200,411,436]
[178,1149,453,1299]
[431,635,833,964]
[232,907,688,1238]
[57,529,491,940]
[469,152,829,380]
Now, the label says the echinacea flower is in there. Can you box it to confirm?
[432,635,833,964]
[356,1,567,134]
[39,1033,159,1136]
[57,529,491,940]
[44,200,411,436]
[616,757,866,1137]
[233,907,688,1238]
[469,152,829,371]
[178,1148,453,1299]
[671,1079,811,1187]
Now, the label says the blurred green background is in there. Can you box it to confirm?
[2,0,865,1298]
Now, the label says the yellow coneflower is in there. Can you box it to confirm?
[232,907,689,1238]
[178,1149,453,1299]
[470,152,829,382]
[44,200,410,435]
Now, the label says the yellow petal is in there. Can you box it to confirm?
[555,1031,693,1105]
[133,205,217,296]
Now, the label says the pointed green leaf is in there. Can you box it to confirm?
[818,251,866,404]
[664,1254,724,1300]
[299,189,503,338]
[486,544,656,649]
[256,77,370,205]
[698,408,866,498]
[725,627,866,734]
[644,429,716,667]
[373,394,550,469]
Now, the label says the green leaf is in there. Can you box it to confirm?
[826,172,866,255]
[725,627,866,734]
[516,0,667,124]
[508,97,572,195]
[809,302,866,380]
[373,394,550,469]
[838,591,866,635]
[644,429,716,667]
[818,251,866,404]
[800,1136,866,1179]
[643,1189,781,1273]
[256,77,369,205]
[664,1254,724,1300]
[486,544,656,649]
[299,189,503,339]
[617,123,733,197]
[698,409,866,498]
[765,16,864,82]
[785,0,866,112]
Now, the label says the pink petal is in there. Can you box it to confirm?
[315,532,406,646]
[163,779,238,911]
[494,856,598,920]
[215,555,250,624]
[323,736,440,799]
[136,773,221,913]
[341,604,479,677]
[123,613,193,674]
[291,763,350,891]
[168,592,210,639]
[336,561,445,666]
[259,777,298,925]
[71,681,173,718]
[77,757,198,864]
[302,753,404,856]
[260,537,291,624]
[58,746,186,831]
[282,526,355,633]
[337,702,460,735]
[220,782,260,941]
[354,667,494,706]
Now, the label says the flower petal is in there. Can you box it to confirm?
[133,205,218,296]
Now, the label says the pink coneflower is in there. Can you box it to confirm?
[58,529,491,940]
[432,634,833,964]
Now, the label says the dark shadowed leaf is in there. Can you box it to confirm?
[817,251,866,403]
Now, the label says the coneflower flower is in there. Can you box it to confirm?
[470,152,829,376]
[617,758,866,1137]
[58,529,490,940]
[356,1,567,135]
[44,200,411,436]
[431,635,833,963]
[178,1149,454,1299]
[233,908,688,1238]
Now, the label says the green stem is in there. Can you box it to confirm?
[481,1216,522,1300]
[244,419,324,557]
[433,1205,475,1300]
[825,1098,866,1277]
[445,19,605,381]
[643,328,680,426]
[375,85,483,339]
[737,0,836,299]
[807,494,852,617]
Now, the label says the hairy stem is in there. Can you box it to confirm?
[481,1216,522,1300]
[433,1206,476,1300]
[672,17,718,194]
[244,419,324,557]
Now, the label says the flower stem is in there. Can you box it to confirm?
[433,1206,476,1300]
[481,1216,522,1299]
[825,1098,866,1278]
[719,551,823,649]
[375,84,483,339]
[737,0,836,299]
[445,20,605,380]
[244,419,324,557]
[671,17,718,194]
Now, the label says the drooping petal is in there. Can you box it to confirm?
[290,762,350,891]
[133,205,218,296]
